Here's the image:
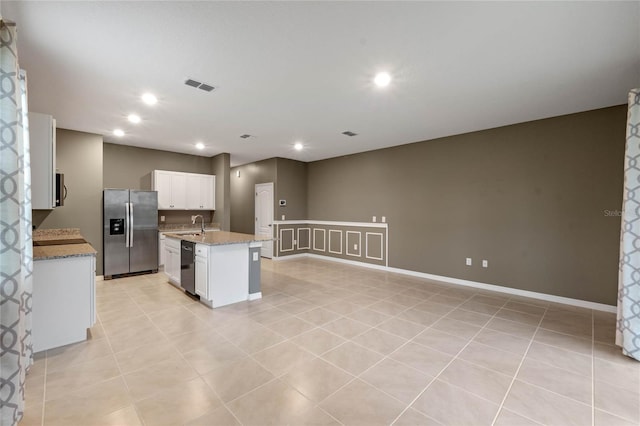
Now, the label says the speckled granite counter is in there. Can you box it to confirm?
[33,228,97,260]
[164,230,270,246]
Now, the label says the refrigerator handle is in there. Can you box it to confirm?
[125,202,130,248]
[130,203,134,247]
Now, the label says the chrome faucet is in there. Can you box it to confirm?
[193,215,205,234]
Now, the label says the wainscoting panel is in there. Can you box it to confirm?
[297,228,311,250]
[328,230,343,254]
[366,232,384,260]
[274,220,387,267]
[346,231,361,257]
[279,228,295,252]
[313,228,326,252]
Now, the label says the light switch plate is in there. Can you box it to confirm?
[253,252,259,261]
[281,215,285,220]
[382,216,386,223]
[372,216,377,222]
[466,258,472,266]
[482,260,488,268]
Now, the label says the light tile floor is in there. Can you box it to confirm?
[20,258,640,426]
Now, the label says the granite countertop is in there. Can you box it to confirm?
[164,230,271,246]
[33,228,97,261]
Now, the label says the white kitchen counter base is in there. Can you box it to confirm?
[164,232,268,308]
[33,255,96,353]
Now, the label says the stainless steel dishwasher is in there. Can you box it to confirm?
[180,240,196,296]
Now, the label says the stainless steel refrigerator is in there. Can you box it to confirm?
[103,189,158,279]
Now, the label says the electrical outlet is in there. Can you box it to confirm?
[354,244,358,250]
[281,215,285,220]
[482,260,488,268]
[466,258,472,266]
[382,216,386,223]
[293,240,297,246]
[160,215,165,222]
[372,216,377,222]
[252,252,259,261]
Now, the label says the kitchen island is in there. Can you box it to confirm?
[32,228,96,352]
[163,231,270,308]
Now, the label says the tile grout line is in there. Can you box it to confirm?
[131,278,246,426]
[489,304,550,425]
[388,296,506,424]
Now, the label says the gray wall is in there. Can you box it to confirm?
[211,153,231,231]
[103,143,228,227]
[230,158,277,234]
[229,157,308,233]
[33,129,104,274]
[307,106,626,305]
[275,158,307,221]
[103,143,212,190]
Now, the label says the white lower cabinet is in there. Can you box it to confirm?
[164,237,181,285]
[195,244,208,299]
[33,255,96,352]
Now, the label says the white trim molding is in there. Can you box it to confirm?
[328,230,343,254]
[346,231,361,257]
[365,232,384,261]
[297,227,311,250]
[279,228,295,252]
[273,219,388,229]
[313,228,326,252]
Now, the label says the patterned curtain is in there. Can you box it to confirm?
[617,88,640,362]
[0,20,33,425]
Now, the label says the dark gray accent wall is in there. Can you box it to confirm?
[32,129,104,274]
[307,106,626,305]
[230,158,277,234]
[211,153,231,231]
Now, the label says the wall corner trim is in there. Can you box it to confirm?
[273,253,616,313]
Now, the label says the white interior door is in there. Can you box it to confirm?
[255,182,274,258]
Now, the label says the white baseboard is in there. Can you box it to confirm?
[272,253,309,261]
[248,292,262,301]
[273,253,617,313]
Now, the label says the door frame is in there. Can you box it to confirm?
[255,182,274,258]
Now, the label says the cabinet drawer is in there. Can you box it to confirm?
[195,244,208,257]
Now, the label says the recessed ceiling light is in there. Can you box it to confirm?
[294,142,303,151]
[374,72,391,87]
[195,142,205,150]
[127,114,141,124]
[113,129,125,137]
[141,93,157,105]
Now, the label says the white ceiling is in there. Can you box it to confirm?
[3,1,639,166]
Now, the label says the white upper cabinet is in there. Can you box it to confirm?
[186,174,215,210]
[153,170,215,210]
[30,112,57,209]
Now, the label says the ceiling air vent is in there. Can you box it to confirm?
[184,78,216,92]
[342,131,358,137]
